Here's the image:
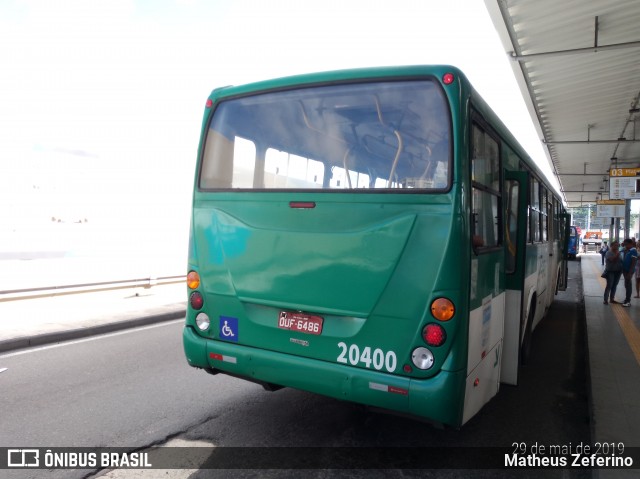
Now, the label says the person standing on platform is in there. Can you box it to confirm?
[635,240,640,298]
[600,241,609,265]
[603,241,622,305]
[621,238,638,307]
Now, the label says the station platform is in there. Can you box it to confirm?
[580,252,640,453]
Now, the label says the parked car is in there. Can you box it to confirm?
[582,231,603,247]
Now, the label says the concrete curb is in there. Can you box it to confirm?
[0,308,186,354]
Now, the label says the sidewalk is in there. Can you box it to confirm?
[0,282,186,353]
[579,252,640,476]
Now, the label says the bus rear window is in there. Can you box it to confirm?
[199,80,451,191]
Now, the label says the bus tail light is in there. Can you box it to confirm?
[187,271,200,289]
[411,347,434,370]
[190,291,204,310]
[430,298,455,321]
[196,312,210,331]
[442,73,455,85]
[423,323,447,347]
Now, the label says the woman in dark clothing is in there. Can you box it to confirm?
[603,241,622,304]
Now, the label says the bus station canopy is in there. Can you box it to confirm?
[484,0,640,208]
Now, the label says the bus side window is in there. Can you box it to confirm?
[200,130,235,188]
[264,149,324,188]
[471,123,501,253]
[530,177,541,243]
[232,137,257,188]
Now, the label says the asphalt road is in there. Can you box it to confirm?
[0,261,590,479]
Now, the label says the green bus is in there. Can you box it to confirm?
[183,65,569,427]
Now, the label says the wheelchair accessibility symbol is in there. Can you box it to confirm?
[222,322,234,337]
[219,316,238,342]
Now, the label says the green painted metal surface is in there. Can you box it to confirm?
[183,65,565,427]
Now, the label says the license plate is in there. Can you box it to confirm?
[278,311,323,335]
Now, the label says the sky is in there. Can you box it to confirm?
[0,0,554,265]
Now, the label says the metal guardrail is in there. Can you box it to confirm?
[0,275,185,302]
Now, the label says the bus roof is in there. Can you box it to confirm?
[208,65,467,100]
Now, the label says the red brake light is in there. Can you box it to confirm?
[190,291,204,310]
[442,73,455,85]
[205,99,213,108]
[289,202,316,209]
[423,323,447,347]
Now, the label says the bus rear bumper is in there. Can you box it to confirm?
[183,326,465,426]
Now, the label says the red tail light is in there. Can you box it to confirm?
[423,323,446,347]
[190,291,204,310]
[442,73,455,85]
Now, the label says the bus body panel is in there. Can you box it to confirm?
[192,202,417,316]
[501,289,522,384]
[462,292,504,423]
[190,194,467,384]
[184,325,467,426]
[466,292,505,376]
[462,340,502,424]
[525,243,547,331]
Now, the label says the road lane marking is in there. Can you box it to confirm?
[590,258,640,366]
[0,319,184,359]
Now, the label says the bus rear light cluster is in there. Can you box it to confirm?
[411,297,453,370]
[187,270,208,330]
[188,271,203,310]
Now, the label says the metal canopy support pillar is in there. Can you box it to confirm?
[610,218,615,243]
[625,200,631,240]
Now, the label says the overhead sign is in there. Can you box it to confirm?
[596,199,625,218]
[589,219,608,228]
[609,168,640,199]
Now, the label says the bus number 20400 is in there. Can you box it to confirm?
[336,342,397,373]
